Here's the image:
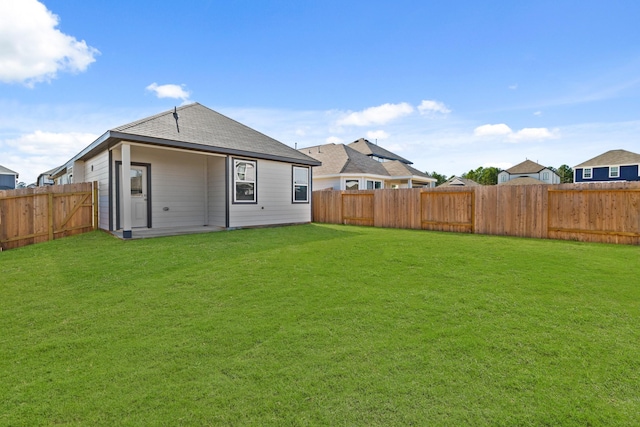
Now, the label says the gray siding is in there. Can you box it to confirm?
[207,156,227,227]
[229,159,311,228]
[83,151,110,230]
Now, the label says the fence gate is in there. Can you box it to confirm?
[0,182,98,251]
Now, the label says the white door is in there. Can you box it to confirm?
[119,164,148,228]
[129,166,148,227]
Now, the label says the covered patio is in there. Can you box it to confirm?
[110,224,225,240]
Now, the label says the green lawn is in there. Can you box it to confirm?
[1,224,639,426]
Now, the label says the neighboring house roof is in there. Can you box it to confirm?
[0,165,18,176]
[438,176,480,187]
[504,159,548,174]
[574,149,640,168]
[499,176,546,185]
[381,161,432,180]
[299,143,434,186]
[37,167,59,184]
[348,138,412,164]
[63,103,320,167]
[300,144,389,176]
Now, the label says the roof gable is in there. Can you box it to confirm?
[0,165,18,175]
[439,176,479,187]
[348,138,412,164]
[108,103,318,165]
[574,149,640,168]
[505,159,547,174]
[381,161,432,180]
[300,144,389,176]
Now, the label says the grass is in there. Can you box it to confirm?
[1,224,639,426]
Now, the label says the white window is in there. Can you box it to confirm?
[233,159,256,203]
[500,174,507,182]
[542,171,549,181]
[609,166,619,178]
[345,179,359,190]
[366,180,382,189]
[583,168,592,179]
[292,166,309,203]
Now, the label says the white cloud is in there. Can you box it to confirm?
[474,123,558,142]
[366,130,389,140]
[509,84,518,90]
[146,83,191,103]
[6,130,97,155]
[474,123,513,137]
[3,130,98,184]
[337,102,414,126]
[326,136,343,144]
[0,0,99,85]
[418,100,451,115]
[533,111,542,116]
[509,127,558,141]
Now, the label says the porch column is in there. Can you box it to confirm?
[203,157,209,226]
[408,179,413,189]
[121,143,132,238]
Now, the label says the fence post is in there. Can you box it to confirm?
[93,181,99,230]
[48,192,54,241]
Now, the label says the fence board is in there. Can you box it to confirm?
[0,182,97,251]
[312,182,640,245]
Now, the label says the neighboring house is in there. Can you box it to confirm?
[348,138,413,164]
[37,167,57,186]
[0,165,18,190]
[497,160,560,185]
[298,141,435,190]
[573,149,640,183]
[43,103,320,238]
[438,176,479,187]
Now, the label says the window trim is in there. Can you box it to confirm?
[582,167,592,179]
[345,179,359,190]
[366,179,383,189]
[609,165,620,178]
[292,165,310,204]
[232,158,257,204]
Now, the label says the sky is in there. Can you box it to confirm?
[1,0,640,185]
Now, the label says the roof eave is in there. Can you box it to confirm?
[77,131,321,166]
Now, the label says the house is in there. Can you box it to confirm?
[298,140,435,190]
[573,149,640,183]
[0,165,18,190]
[44,103,320,238]
[348,138,413,164]
[497,160,560,185]
[438,176,479,187]
[37,167,57,186]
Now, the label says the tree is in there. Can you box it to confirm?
[557,164,573,183]
[429,171,448,186]
[462,166,500,185]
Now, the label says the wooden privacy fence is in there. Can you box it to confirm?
[0,182,98,251]
[312,182,640,245]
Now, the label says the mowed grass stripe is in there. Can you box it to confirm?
[1,224,638,426]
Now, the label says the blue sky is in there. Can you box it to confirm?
[2,0,640,184]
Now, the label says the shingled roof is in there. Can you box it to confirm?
[300,144,389,176]
[505,159,547,174]
[71,103,320,166]
[381,161,432,179]
[348,138,412,164]
[0,165,18,175]
[438,176,480,187]
[574,149,640,168]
